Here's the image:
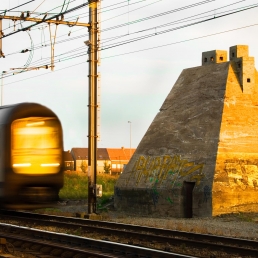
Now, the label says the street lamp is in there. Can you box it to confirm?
[1,71,7,106]
[128,121,132,158]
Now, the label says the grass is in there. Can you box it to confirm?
[59,171,119,201]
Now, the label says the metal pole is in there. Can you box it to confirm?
[88,0,99,215]
[1,71,6,106]
[1,72,2,106]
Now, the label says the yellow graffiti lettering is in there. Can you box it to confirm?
[190,174,205,185]
[159,155,172,180]
[180,164,204,177]
[144,157,155,183]
[152,157,161,175]
[127,154,205,186]
[137,155,147,170]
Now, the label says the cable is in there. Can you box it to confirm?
[31,0,47,14]
[0,0,35,15]
[2,21,258,86]
[0,1,89,40]
[101,0,163,23]
[101,23,258,59]
[1,1,255,60]
[0,0,78,35]
[101,3,258,50]
[2,0,215,54]
[112,0,248,37]
[102,0,215,32]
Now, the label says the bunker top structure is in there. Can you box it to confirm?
[114,45,258,218]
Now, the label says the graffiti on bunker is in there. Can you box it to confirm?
[126,154,205,187]
[114,154,205,207]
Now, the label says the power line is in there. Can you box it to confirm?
[3,1,257,67]
[2,22,258,86]
[102,0,215,32]
[101,3,258,50]
[1,0,256,69]
[0,0,35,15]
[101,23,258,59]
[3,0,246,57]
[1,0,215,57]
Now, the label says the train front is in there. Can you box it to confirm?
[3,104,64,209]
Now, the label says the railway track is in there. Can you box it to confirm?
[0,222,191,258]
[0,209,258,257]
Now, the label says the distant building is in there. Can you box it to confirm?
[107,147,135,175]
[64,147,136,175]
[63,150,74,171]
[70,148,109,173]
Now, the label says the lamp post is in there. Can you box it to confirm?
[128,121,132,158]
[1,71,7,106]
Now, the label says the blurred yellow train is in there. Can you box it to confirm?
[0,103,64,209]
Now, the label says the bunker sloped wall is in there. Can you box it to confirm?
[115,62,230,218]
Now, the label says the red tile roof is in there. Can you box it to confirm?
[106,147,136,161]
[71,148,109,160]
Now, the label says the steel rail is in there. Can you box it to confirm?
[0,209,258,257]
[0,222,195,258]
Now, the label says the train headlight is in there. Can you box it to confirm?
[41,163,60,167]
[13,163,31,167]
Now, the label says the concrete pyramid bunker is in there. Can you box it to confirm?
[114,45,258,218]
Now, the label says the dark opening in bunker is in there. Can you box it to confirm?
[247,78,251,83]
[183,181,195,218]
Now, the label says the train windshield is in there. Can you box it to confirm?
[12,117,60,149]
[11,117,62,174]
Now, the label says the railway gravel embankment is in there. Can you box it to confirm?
[54,199,258,241]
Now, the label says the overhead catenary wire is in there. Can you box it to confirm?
[3,0,257,69]
[101,0,215,32]
[2,0,249,58]
[0,0,35,15]
[2,22,258,86]
[100,3,258,50]
[1,0,257,72]
[0,0,226,57]
[0,0,82,36]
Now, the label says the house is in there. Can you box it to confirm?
[70,148,110,173]
[107,147,135,175]
[63,150,74,171]
[64,147,136,174]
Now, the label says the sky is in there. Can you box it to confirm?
[1,0,258,151]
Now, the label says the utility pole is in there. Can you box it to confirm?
[88,0,99,215]
[0,19,4,57]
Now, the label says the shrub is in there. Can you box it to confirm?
[59,171,119,200]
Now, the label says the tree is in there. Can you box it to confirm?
[80,160,87,173]
[103,161,111,174]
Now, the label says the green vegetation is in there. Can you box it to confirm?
[103,161,111,174]
[59,171,119,201]
[80,160,88,173]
